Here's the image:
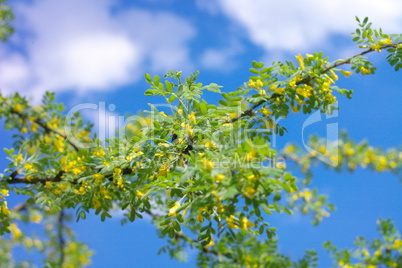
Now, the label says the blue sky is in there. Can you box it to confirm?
[1,0,401,267]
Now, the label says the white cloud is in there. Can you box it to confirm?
[117,9,195,72]
[200,41,243,71]
[0,53,31,92]
[216,0,402,52]
[196,0,221,15]
[0,0,195,97]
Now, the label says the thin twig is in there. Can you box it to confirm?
[4,99,80,151]
[58,209,66,268]
[6,170,65,184]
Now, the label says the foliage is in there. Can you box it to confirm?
[0,0,13,41]
[0,17,401,267]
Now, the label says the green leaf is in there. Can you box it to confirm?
[165,81,173,93]
[249,68,260,74]
[363,17,369,25]
[259,225,265,235]
[273,202,281,212]
[222,92,231,100]
[219,100,228,106]
[252,60,264,69]
[167,94,177,103]
[145,73,152,82]
[144,89,154,96]
[172,221,181,232]
[153,75,160,86]
[200,102,208,115]
[204,83,222,93]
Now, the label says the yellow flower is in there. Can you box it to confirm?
[74,186,86,195]
[291,105,300,113]
[261,107,272,117]
[248,79,263,88]
[289,80,297,88]
[248,79,256,88]
[247,173,258,181]
[58,183,69,191]
[1,201,11,215]
[303,190,312,202]
[93,148,106,158]
[24,163,38,173]
[100,187,112,199]
[30,123,38,133]
[380,37,392,45]
[362,248,369,257]
[244,150,257,162]
[177,109,184,115]
[54,139,65,152]
[135,190,145,198]
[360,67,372,75]
[157,163,170,177]
[202,158,215,170]
[214,174,225,183]
[93,173,104,181]
[329,70,339,81]
[15,153,24,164]
[276,162,286,169]
[47,118,60,129]
[30,214,42,223]
[196,211,205,223]
[205,141,217,148]
[216,204,225,213]
[393,239,402,249]
[0,189,9,196]
[339,69,353,78]
[188,111,196,125]
[181,123,194,135]
[117,178,124,188]
[227,215,239,229]
[92,197,101,209]
[13,104,24,113]
[10,223,22,239]
[113,168,122,177]
[296,85,312,99]
[168,202,181,216]
[204,239,214,248]
[296,54,305,69]
[244,186,256,199]
[239,216,254,230]
[370,43,382,52]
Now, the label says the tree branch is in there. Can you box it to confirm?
[228,42,402,124]
[4,99,80,151]
[6,170,65,184]
[57,209,66,268]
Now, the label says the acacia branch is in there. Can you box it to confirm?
[229,42,402,124]
[33,117,80,152]
[6,170,65,184]
[57,209,66,268]
[4,99,80,151]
